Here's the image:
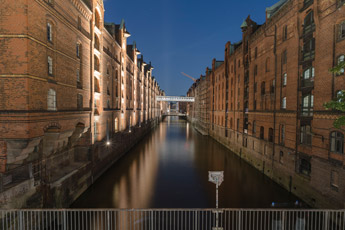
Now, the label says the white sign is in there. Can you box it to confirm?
[208,171,224,186]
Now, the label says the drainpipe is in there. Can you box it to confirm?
[273,25,277,169]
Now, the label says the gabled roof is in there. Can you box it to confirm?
[266,0,289,19]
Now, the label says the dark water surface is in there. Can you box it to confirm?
[72,117,299,209]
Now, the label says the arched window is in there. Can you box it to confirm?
[254,65,257,76]
[265,58,270,72]
[47,89,56,111]
[337,55,344,74]
[95,11,101,29]
[330,131,344,154]
[94,55,100,72]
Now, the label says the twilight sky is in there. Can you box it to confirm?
[103,0,278,96]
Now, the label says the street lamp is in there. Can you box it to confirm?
[208,171,224,230]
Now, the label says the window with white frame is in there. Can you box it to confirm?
[303,67,315,80]
[302,94,314,116]
[282,97,286,109]
[337,55,344,74]
[330,131,344,154]
[283,73,287,86]
[338,21,345,40]
[47,89,56,110]
[47,23,52,42]
[48,56,53,75]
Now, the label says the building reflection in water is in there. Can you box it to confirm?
[73,116,299,209]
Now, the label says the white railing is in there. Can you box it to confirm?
[1,209,344,230]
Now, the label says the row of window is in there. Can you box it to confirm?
[47,89,83,111]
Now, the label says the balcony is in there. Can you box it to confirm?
[300,78,314,89]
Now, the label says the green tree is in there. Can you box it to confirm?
[324,61,345,129]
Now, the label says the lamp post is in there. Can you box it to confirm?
[208,171,224,230]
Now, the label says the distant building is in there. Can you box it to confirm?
[187,0,345,208]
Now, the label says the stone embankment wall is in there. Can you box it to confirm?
[0,119,159,208]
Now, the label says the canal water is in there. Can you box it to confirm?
[72,117,300,209]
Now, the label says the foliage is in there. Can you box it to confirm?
[323,60,345,128]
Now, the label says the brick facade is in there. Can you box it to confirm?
[187,0,345,208]
[0,0,166,208]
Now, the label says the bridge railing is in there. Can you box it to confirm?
[1,209,345,230]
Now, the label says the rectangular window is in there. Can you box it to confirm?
[301,94,314,116]
[283,73,287,86]
[300,125,312,145]
[280,125,285,145]
[76,43,80,58]
[279,151,284,163]
[331,171,339,188]
[77,94,83,110]
[283,25,288,41]
[269,128,274,142]
[339,22,345,40]
[47,23,52,41]
[48,56,53,75]
[282,50,287,64]
[282,97,286,109]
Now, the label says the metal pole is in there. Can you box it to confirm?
[216,183,219,230]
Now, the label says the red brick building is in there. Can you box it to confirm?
[188,0,345,208]
[0,0,165,208]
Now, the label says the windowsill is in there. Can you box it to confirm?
[331,185,339,192]
[297,172,311,181]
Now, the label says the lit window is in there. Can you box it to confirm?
[47,23,52,41]
[282,97,286,109]
[330,131,344,154]
[48,56,53,75]
[47,89,56,111]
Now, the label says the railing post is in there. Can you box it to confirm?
[281,211,285,230]
[151,210,153,230]
[238,210,241,230]
[63,210,67,230]
[18,211,23,230]
[107,211,110,230]
[324,211,329,230]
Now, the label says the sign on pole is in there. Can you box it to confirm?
[209,171,224,230]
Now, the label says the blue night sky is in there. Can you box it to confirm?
[103,0,278,96]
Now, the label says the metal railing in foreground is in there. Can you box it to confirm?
[1,209,345,230]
